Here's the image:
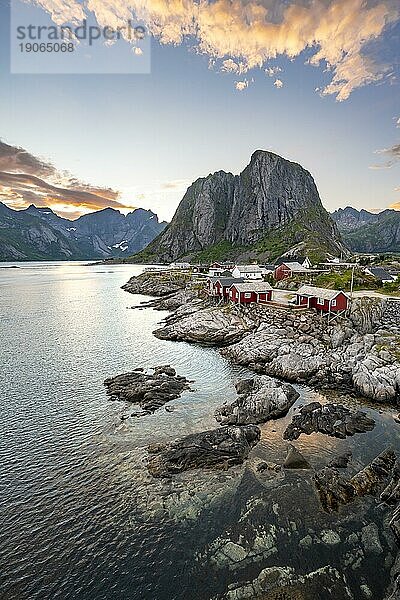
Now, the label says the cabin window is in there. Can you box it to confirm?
[244,293,252,298]
[318,297,324,305]
[331,299,337,307]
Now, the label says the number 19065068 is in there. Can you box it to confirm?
[19,42,75,53]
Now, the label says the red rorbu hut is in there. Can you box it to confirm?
[229,282,273,304]
[274,261,311,281]
[296,285,349,312]
[207,277,244,299]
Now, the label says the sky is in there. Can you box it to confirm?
[0,0,399,221]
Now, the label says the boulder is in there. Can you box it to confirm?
[284,402,375,440]
[104,366,191,414]
[215,375,299,425]
[147,425,261,478]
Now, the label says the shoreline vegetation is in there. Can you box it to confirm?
[107,268,400,599]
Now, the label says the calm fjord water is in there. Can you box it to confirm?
[0,262,399,600]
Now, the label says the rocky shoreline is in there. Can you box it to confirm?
[119,271,400,599]
[131,274,400,404]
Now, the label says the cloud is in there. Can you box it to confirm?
[32,0,400,100]
[0,140,135,218]
[274,78,284,88]
[235,79,249,91]
[265,66,282,77]
[397,117,400,127]
[373,143,400,168]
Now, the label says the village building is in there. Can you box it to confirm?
[208,262,234,277]
[170,262,191,269]
[274,261,311,281]
[229,282,273,304]
[207,277,244,299]
[261,264,276,275]
[365,267,396,283]
[296,285,349,313]
[275,256,312,269]
[232,265,264,280]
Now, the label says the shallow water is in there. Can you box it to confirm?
[0,261,399,600]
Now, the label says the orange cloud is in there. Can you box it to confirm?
[0,140,136,217]
[34,0,400,100]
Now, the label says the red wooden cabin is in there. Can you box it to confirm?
[274,261,311,281]
[229,282,273,304]
[296,285,349,312]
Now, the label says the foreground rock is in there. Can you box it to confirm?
[147,425,261,478]
[284,402,375,440]
[215,375,299,425]
[153,306,256,346]
[104,366,191,414]
[314,447,396,512]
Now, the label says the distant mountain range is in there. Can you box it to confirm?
[0,203,167,261]
[131,150,347,264]
[332,207,400,253]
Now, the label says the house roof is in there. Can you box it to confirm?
[297,285,349,301]
[234,265,264,273]
[366,267,395,281]
[209,277,244,286]
[262,264,276,271]
[231,282,273,292]
[275,256,307,266]
[278,262,310,272]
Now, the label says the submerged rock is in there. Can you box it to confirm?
[147,425,261,478]
[327,451,352,469]
[104,366,191,414]
[314,447,396,512]
[215,375,299,426]
[284,402,375,440]
[216,565,354,600]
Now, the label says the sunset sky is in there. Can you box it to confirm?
[0,0,399,221]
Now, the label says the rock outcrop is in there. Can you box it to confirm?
[133,150,346,263]
[215,375,299,425]
[122,271,188,297]
[104,366,191,414]
[284,402,375,440]
[219,301,400,404]
[147,425,261,477]
[153,305,256,346]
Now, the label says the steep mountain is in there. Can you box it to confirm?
[132,150,346,263]
[0,203,167,261]
[332,207,400,253]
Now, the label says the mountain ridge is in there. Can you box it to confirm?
[332,206,400,253]
[0,203,167,261]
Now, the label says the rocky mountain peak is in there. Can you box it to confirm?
[133,150,346,263]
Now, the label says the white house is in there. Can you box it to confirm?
[232,265,264,280]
